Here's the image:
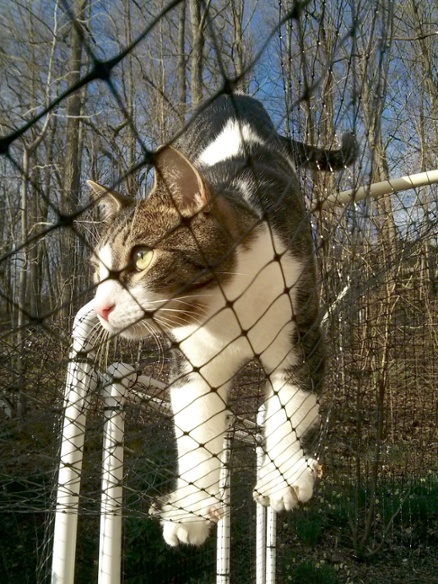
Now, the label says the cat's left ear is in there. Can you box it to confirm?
[153,146,210,216]
[87,180,134,223]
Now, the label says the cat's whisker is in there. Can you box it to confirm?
[153,314,182,329]
[154,305,234,335]
[153,312,203,331]
[141,297,212,312]
[137,322,167,371]
[158,307,209,319]
[92,326,111,370]
[214,271,249,277]
[170,298,210,310]
[154,308,205,326]
[172,301,213,317]
[170,293,213,301]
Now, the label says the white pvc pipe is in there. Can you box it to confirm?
[320,168,438,208]
[256,406,267,584]
[51,302,99,584]
[52,337,272,584]
[266,508,277,584]
[98,363,137,584]
[216,415,233,584]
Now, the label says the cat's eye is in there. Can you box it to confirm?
[131,246,154,271]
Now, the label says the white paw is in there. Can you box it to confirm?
[150,489,223,546]
[253,457,322,512]
[161,517,212,547]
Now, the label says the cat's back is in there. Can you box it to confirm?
[173,94,305,240]
[174,94,294,175]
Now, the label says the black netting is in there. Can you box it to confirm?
[1,1,437,583]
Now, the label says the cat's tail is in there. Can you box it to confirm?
[281,132,358,171]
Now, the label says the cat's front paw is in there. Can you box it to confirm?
[253,457,322,512]
[150,490,223,546]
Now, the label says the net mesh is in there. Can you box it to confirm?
[0,1,437,583]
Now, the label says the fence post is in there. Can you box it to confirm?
[255,405,277,584]
[51,302,99,584]
[98,363,137,584]
[266,508,277,584]
[256,406,267,584]
[216,414,233,584]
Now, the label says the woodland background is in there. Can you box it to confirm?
[0,0,437,582]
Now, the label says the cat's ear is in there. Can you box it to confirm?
[87,180,134,223]
[153,146,209,216]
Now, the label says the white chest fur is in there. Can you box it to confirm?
[172,224,302,384]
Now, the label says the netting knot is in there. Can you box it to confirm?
[92,59,114,81]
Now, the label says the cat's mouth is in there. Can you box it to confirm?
[96,311,161,340]
[95,297,208,339]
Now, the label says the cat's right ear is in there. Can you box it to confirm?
[87,180,133,223]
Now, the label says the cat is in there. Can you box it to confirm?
[87,93,356,547]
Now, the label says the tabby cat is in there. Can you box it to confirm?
[88,93,356,546]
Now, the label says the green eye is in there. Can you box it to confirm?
[132,246,154,271]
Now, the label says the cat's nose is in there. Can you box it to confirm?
[95,302,115,321]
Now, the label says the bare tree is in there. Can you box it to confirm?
[189,0,205,109]
[59,0,87,320]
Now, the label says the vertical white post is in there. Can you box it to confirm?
[266,508,277,584]
[51,302,99,584]
[98,363,137,584]
[256,406,266,584]
[216,415,233,584]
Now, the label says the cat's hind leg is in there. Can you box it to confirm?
[253,373,322,511]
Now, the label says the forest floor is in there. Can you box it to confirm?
[1,334,437,583]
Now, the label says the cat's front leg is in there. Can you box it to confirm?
[153,375,230,546]
[253,375,322,511]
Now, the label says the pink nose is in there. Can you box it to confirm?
[95,302,115,321]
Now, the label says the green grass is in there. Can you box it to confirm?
[287,560,341,584]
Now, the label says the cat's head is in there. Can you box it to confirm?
[88,147,255,339]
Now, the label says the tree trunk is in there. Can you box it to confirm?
[177,1,187,121]
[231,0,247,91]
[189,0,204,109]
[59,0,86,321]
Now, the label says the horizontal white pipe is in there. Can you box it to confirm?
[321,168,438,208]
